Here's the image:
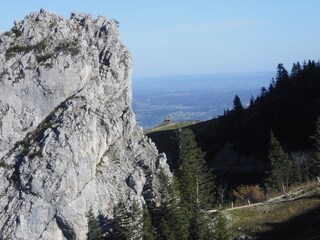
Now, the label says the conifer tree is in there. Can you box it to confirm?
[177,128,215,212]
[113,200,144,240]
[290,62,302,78]
[130,200,144,239]
[214,213,230,240]
[113,201,132,240]
[188,210,216,240]
[142,209,155,240]
[154,170,188,240]
[275,64,289,83]
[267,131,292,190]
[176,128,216,238]
[249,95,255,106]
[311,117,320,177]
[87,208,103,240]
[233,94,243,111]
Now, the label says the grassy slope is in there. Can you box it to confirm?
[225,191,320,240]
[146,121,197,134]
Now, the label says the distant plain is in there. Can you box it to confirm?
[132,72,273,130]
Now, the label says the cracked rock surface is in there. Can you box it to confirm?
[0,9,170,239]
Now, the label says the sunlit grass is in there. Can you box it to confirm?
[145,121,198,133]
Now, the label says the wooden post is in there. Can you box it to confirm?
[247,199,251,205]
[282,183,286,194]
[231,201,234,208]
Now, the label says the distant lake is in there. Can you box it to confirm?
[132,72,274,130]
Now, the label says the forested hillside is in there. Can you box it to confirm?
[148,60,320,186]
[198,60,320,160]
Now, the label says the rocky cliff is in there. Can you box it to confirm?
[0,9,170,239]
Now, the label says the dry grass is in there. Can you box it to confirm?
[146,121,198,133]
[225,190,320,239]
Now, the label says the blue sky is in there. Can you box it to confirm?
[1,1,320,77]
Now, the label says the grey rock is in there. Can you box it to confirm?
[0,9,170,239]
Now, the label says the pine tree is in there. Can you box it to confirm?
[188,210,216,240]
[87,208,103,240]
[275,63,289,87]
[113,200,144,240]
[267,131,292,190]
[290,61,302,78]
[154,170,188,240]
[311,117,320,177]
[214,213,230,240]
[249,95,255,106]
[177,128,215,212]
[130,200,144,239]
[113,201,132,240]
[142,209,155,240]
[176,128,216,238]
[233,94,243,111]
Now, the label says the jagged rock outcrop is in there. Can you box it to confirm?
[0,9,170,239]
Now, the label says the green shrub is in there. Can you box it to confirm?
[5,45,33,59]
[3,31,11,36]
[12,28,22,37]
[56,40,80,56]
[5,40,47,60]
[36,53,54,63]
[0,161,10,169]
[29,149,43,159]
[34,40,47,53]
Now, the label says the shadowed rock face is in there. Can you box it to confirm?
[0,9,170,239]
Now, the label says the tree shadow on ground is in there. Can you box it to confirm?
[255,195,320,240]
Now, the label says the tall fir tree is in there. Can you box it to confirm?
[214,212,230,240]
[275,63,289,90]
[154,170,188,240]
[113,201,133,240]
[113,200,144,240]
[142,209,155,240]
[267,131,292,190]
[290,61,302,78]
[233,94,243,112]
[129,200,144,239]
[176,128,216,238]
[177,128,215,212]
[311,117,320,177]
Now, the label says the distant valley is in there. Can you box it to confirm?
[132,72,273,129]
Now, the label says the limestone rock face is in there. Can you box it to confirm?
[0,10,170,239]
